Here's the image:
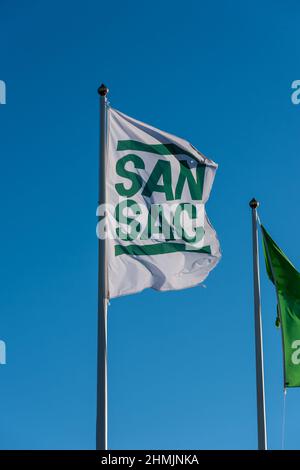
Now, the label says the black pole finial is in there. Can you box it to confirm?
[249,198,259,209]
[98,84,109,96]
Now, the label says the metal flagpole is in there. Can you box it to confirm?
[249,198,267,450]
[96,83,109,450]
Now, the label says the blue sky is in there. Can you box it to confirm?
[1,0,300,450]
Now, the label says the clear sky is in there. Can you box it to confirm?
[1,0,300,450]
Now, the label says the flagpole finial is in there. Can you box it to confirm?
[249,198,259,209]
[98,84,109,96]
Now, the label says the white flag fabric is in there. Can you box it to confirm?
[103,107,221,298]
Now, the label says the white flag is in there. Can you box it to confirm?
[101,108,221,298]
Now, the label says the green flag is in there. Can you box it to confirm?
[261,225,300,387]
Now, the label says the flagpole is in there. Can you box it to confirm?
[96,83,109,450]
[249,198,267,450]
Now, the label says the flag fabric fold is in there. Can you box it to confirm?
[105,107,221,298]
[261,225,300,387]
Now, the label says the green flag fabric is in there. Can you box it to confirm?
[261,225,300,387]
